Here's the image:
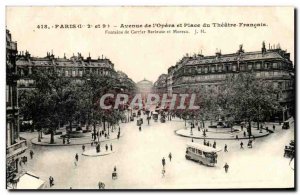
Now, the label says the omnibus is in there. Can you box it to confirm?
[185,142,218,167]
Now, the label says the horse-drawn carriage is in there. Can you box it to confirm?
[284,140,295,158]
[153,112,158,122]
[137,118,143,126]
[160,115,166,123]
[98,182,105,189]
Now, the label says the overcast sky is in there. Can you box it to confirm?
[6,7,294,83]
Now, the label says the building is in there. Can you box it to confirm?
[16,52,117,89]
[161,42,295,120]
[153,74,167,95]
[6,30,28,186]
[116,71,137,93]
[136,78,153,102]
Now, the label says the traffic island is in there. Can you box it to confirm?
[31,131,123,146]
[82,148,115,157]
[175,126,270,140]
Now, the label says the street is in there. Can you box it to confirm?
[20,115,294,189]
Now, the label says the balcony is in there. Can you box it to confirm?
[6,139,27,159]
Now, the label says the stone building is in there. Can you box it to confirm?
[116,71,137,94]
[6,30,28,186]
[153,74,167,95]
[159,42,294,120]
[136,78,153,102]
[16,51,117,89]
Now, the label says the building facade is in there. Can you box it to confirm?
[16,52,117,89]
[136,78,153,102]
[153,74,167,95]
[6,30,28,186]
[159,42,294,120]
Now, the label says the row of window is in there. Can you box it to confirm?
[174,78,293,92]
[188,147,203,155]
[174,71,292,85]
[18,67,112,77]
[179,61,290,75]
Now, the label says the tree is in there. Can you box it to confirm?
[19,68,71,143]
[220,72,280,135]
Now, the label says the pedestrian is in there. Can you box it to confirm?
[67,138,70,144]
[198,126,200,131]
[168,152,172,162]
[162,157,166,168]
[139,126,142,131]
[114,166,117,172]
[224,163,229,173]
[75,153,78,162]
[82,145,85,152]
[49,176,54,187]
[236,135,239,140]
[273,124,275,131]
[105,144,108,151]
[224,144,228,152]
[63,137,65,144]
[240,141,244,149]
[243,131,246,137]
[213,141,216,149]
[22,156,26,165]
[203,139,206,145]
[110,144,113,151]
[96,143,100,153]
[30,150,34,159]
[241,125,243,131]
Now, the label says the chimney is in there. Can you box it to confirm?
[87,52,91,61]
[215,49,221,58]
[262,41,266,54]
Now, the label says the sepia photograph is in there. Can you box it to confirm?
[5,6,295,190]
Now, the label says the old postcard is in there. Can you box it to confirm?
[6,6,295,190]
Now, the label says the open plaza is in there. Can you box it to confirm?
[16,113,294,189]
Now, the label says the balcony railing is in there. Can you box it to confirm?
[6,139,27,159]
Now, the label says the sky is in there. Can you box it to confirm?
[6,7,294,83]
